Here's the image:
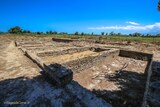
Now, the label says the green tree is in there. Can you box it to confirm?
[8,26,22,34]
[46,31,50,34]
[132,32,141,37]
[52,31,57,34]
[75,32,79,35]
[23,30,31,33]
[91,32,94,35]
[158,0,160,11]
[156,33,160,36]
[46,31,53,34]
[36,32,43,35]
[109,31,114,36]
[46,31,57,34]
[0,31,4,34]
[117,33,121,36]
[146,34,151,37]
[81,32,84,35]
[101,32,105,35]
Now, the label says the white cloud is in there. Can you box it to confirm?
[126,21,140,25]
[88,22,160,31]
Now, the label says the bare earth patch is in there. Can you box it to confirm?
[0,36,160,107]
[74,56,148,107]
[0,37,111,107]
[43,50,98,64]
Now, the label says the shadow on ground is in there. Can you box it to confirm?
[0,75,54,107]
[146,61,160,107]
[0,75,80,107]
[0,71,111,107]
[1,62,154,107]
[92,70,147,107]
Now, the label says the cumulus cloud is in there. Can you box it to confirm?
[126,21,140,25]
[88,22,160,31]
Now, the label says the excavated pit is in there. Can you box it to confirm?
[16,40,153,107]
[72,50,153,107]
[36,47,118,72]
[74,56,147,107]
[37,47,110,63]
[42,50,98,64]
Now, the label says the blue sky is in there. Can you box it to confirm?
[0,0,160,34]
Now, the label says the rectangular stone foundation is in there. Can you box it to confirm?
[24,47,119,86]
[37,47,119,72]
[62,49,119,72]
[73,50,153,107]
[16,40,153,106]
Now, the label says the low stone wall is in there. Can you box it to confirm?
[62,49,120,72]
[37,47,111,57]
[141,59,153,107]
[118,50,153,107]
[52,38,78,43]
[25,51,44,69]
[146,61,160,107]
[37,47,91,57]
[23,47,118,85]
[119,50,153,61]
[15,41,43,47]
[24,51,73,86]
[19,41,154,104]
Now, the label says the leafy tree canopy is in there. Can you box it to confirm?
[75,32,79,35]
[8,26,22,34]
[158,0,160,11]
[23,30,31,33]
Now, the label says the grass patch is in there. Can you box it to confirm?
[1,34,160,44]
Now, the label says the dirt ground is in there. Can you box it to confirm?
[74,56,148,107]
[0,41,40,80]
[43,50,98,64]
[0,36,111,107]
[0,35,160,107]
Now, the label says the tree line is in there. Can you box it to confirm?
[0,26,159,37]
[0,0,159,35]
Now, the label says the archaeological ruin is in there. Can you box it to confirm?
[12,37,157,107]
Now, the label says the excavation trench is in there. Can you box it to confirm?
[36,47,118,72]
[19,43,152,107]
